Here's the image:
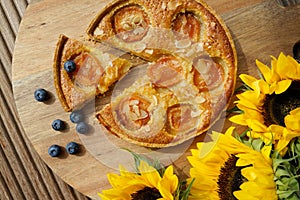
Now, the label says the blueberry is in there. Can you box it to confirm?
[70,110,84,123]
[48,144,61,157]
[66,142,80,155]
[76,121,89,134]
[51,119,65,131]
[64,60,76,73]
[34,88,49,102]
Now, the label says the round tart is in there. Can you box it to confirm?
[88,0,237,147]
[54,0,237,147]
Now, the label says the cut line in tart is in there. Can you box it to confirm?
[53,34,133,112]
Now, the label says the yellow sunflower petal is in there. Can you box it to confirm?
[224,126,236,136]
[160,166,178,194]
[239,74,258,89]
[286,55,300,80]
[229,114,247,126]
[256,59,272,83]
[274,79,292,94]
[276,140,290,156]
[235,155,253,167]
[138,160,161,188]
[275,128,300,156]
[284,108,300,131]
[270,55,281,82]
[290,107,300,115]
[253,79,270,95]
[239,181,276,199]
[237,104,264,121]
[276,53,300,80]
[234,191,260,200]
[268,83,277,94]
[246,119,268,133]
[158,183,174,200]
[241,167,274,184]
[261,145,272,161]
[276,53,292,79]
[107,173,127,188]
[235,90,265,112]
[285,113,300,131]
[246,130,274,145]
[268,124,285,136]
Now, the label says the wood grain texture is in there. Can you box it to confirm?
[0,0,90,199]
[9,0,300,199]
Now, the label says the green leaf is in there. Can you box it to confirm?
[273,154,300,172]
[179,178,195,200]
[275,168,291,177]
[122,148,165,175]
[226,105,242,114]
[234,84,252,93]
[250,138,264,151]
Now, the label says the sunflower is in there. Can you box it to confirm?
[99,160,179,200]
[229,53,300,155]
[187,127,277,200]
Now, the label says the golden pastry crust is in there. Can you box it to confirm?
[53,34,133,111]
[87,0,237,147]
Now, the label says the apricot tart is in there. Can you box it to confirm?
[53,34,133,112]
[54,0,237,148]
[86,0,237,147]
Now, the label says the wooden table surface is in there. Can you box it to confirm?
[2,0,300,199]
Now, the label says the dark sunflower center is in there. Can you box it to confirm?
[131,187,162,200]
[263,81,300,126]
[217,155,248,200]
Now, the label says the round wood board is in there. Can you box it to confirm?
[12,0,300,199]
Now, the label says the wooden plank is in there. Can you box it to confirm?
[0,0,21,35]
[0,5,15,55]
[12,0,28,18]
[0,107,37,199]
[0,172,13,200]
[0,34,12,79]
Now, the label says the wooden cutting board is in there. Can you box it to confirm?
[12,0,300,199]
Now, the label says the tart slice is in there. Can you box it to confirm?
[53,34,133,112]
